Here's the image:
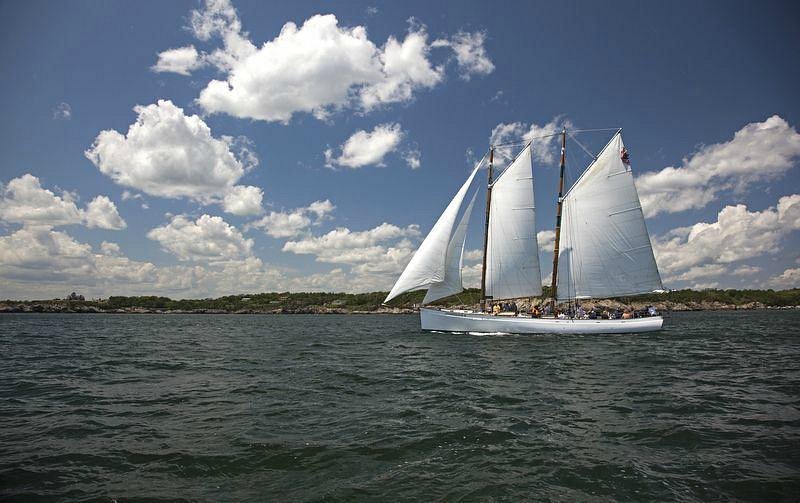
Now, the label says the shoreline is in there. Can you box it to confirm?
[1,303,797,315]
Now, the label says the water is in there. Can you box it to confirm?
[1,311,798,501]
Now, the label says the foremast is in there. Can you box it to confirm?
[479,147,494,312]
[549,127,567,313]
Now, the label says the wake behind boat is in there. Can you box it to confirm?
[384,127,665,334]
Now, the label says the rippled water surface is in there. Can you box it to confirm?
[1,311,799,501]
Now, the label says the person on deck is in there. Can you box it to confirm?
[492,303,501,315]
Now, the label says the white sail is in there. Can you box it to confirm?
[423,190,478,304]
[556,132,662,300]
[384,163,480,303]
[485,145,542,300]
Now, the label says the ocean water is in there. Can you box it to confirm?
[1,311,798,501]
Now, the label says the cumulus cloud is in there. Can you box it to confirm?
[283,222,420,276]
[164,1,490,122]
[0,225,411,299]
[0,174,126,230]
[0,228,93,282]
[637,115,800,218]
[432,30,494,80]
[325,123,404,168]
[85,100,262,215]
[358,25,444,111]
[247,199,335,238]
[490,118,570,166]
[151,45,205,75]
[222,185,263,216]
[653,194,800,287]
[189,0,256,71]
[766,267,800,290]
[147,214,253,261]
[536,230,556,255]
[84,196,127,230]
[0,174,83,227]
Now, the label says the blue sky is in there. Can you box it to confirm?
[1,0,798,299]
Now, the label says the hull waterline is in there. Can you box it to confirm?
[420,308,663,334]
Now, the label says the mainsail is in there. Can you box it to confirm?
[383,162,481,304]
[423,190,478,303]
[556,132,662,300]
[485,145,542,300]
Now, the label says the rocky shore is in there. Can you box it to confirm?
[0,303,416,314]
[0,301,796,314]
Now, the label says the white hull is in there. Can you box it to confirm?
[420,308,663,334]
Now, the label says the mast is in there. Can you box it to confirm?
[479,147,494,312]
[550,127,567,313]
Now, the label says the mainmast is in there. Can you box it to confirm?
[549,127,567,313]
[479,146,494,312]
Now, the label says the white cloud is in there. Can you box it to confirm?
[283,222,419,267]
[85,100,261,215]
[731,265,762,276]
[100,241,122,256]
[147,214,253,261]
[198,14,384,122]
[189,0,255,72]
[222,185,263,216]
[325,123,404,168]
[0,174,83,227]
[306,199,335,221]
[151,45,205,75]
[182,3,488,123]
[654,194,800,287]
[84,196,127,230]
[358,26,444,111]
[248,199,335,239]
[403,148,421,169]
[463,249,483,262]
[536,229,555,255]
[0,228,93,282]
[490,118,568,166]
[766,267,800,290]
[637,116,800,218]
[432,30,494,80]
[52,102,71,120]
[0,174,126,230]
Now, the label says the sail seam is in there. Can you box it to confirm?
[607,169,632,178]
[608,205,642,216]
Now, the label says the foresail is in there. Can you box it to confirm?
[423,190,478,304]
[556,133,662,300]
[384,163,480,303]
[485,145,542,300]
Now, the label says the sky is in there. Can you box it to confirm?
[1,0,799,299]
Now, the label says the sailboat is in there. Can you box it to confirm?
[384,128,665,334]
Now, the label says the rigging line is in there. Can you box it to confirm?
[568,133,596,161]
[569,128,622,133]
[492,132,561,148]
[492,128,620,149]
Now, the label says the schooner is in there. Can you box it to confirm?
[384,128,664,334]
